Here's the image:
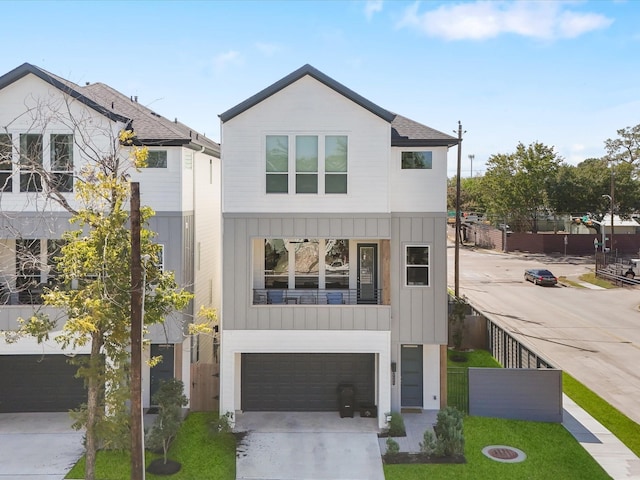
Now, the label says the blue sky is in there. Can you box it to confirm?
[2,1,639,176]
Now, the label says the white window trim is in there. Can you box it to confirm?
[405,244,430,287]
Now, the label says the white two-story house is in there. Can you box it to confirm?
[0,63,221,413]
[218,65,457,427]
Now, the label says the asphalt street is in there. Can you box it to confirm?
[447,241,640,425]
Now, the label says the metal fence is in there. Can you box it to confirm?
[487,318,555,369]
[447,367,469,413]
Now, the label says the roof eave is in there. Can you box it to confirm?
[392,139,460,148]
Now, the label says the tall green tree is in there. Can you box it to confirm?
[482,142,563,232]
[17,131,193,480]
[604,124,640,165]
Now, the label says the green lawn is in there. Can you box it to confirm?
[65,412,235,480]
[383,416,610,480]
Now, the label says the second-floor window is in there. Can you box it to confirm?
[51,134,74,192]
[0,134,12,192]
[406,245,430,286]
[20,134,43,192]
[146,150,168,168]
[266,134,348,195]
[401,151,432,169]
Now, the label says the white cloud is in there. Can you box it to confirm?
[255,42,281,57]
[213,50,243,71]
[397,1,613,41]
[365,0,383,21]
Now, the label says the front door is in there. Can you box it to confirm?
[401,345,423,407]
[150,344,175,405]
[357,244,377,304]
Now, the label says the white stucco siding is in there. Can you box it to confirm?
[222,76,391,214]
[220,329,391,428]
[389,146,449,212]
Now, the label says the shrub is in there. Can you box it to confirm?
[386,437,400,455]
[433,406,464,457]
[211,411,234,434]
[387,412,406,437]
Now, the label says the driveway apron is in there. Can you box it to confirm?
[235,412,384,480]
[0,412,84,480]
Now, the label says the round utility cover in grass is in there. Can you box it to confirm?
[482,445,526,463]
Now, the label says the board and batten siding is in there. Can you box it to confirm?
[221,75,391,214]
[391,213,448,345]
[222,214,392,331]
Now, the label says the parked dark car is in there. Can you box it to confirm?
[524,269,558,286]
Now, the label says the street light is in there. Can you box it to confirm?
[468,154,474,178]
[602,194,613,253]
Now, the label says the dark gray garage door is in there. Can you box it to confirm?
[0,355,87,413]
[241,353,375,411]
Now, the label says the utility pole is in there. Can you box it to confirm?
[454,122,463,298]
[468,154,474,178]
[610,168,615,255]
[130,182,144,480]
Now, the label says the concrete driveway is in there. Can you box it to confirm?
[235,412,384,480]
[0,412,84,480]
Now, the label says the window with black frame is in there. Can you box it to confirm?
[406,245,429,286]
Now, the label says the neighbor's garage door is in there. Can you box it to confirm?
[0,355,87,413]
[241,353,374,411]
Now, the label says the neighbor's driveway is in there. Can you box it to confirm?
[0,412,84,480]
[235,412,385,480]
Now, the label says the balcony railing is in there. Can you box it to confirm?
[252,288,383,305]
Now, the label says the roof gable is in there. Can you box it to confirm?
[0,63,130,124]
[219,64,396,123]
[0,63,219,156]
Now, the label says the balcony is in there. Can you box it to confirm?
[252,288,383,306]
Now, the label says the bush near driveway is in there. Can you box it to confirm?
[66,412,235,480]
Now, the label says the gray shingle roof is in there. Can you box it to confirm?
[0,63,219,156]
[220,64,458,148]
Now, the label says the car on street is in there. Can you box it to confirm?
[524,268,558,286]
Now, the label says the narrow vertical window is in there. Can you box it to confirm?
[51,134,74,192]
[20,134,43,192]
[264,239,289,288]
[325,136,347,193]
[295,135,318,193]
[294,239,319,288]
[406,245,430,286]
[266,136,288,193]
[325,239,349,288]
[0,133,12,192]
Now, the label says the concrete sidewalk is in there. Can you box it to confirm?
[382,398,640,480]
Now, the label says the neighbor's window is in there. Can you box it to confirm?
[16,239,43,303]
[406,245,429,286]
[146,150,167,168]
[401,151,432,169]
[50,134,74,192]
[264,239,289,288]
[47,239,66,287]
[266,136,288,193]
[295,136,318,193]
[20,134,43,192]
[325,239,349,289]
[325,136,347,194]
[0,134,12,192]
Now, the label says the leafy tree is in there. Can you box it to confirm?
[482,142,563,232]
[15,131,194,480]
[447,176,486,214]
[604,124,640,165]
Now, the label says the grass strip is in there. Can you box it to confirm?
[563,371,640,456]
[66,412,236,480]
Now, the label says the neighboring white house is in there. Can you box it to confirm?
[0,63,221,412]
[218,64,457,427]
